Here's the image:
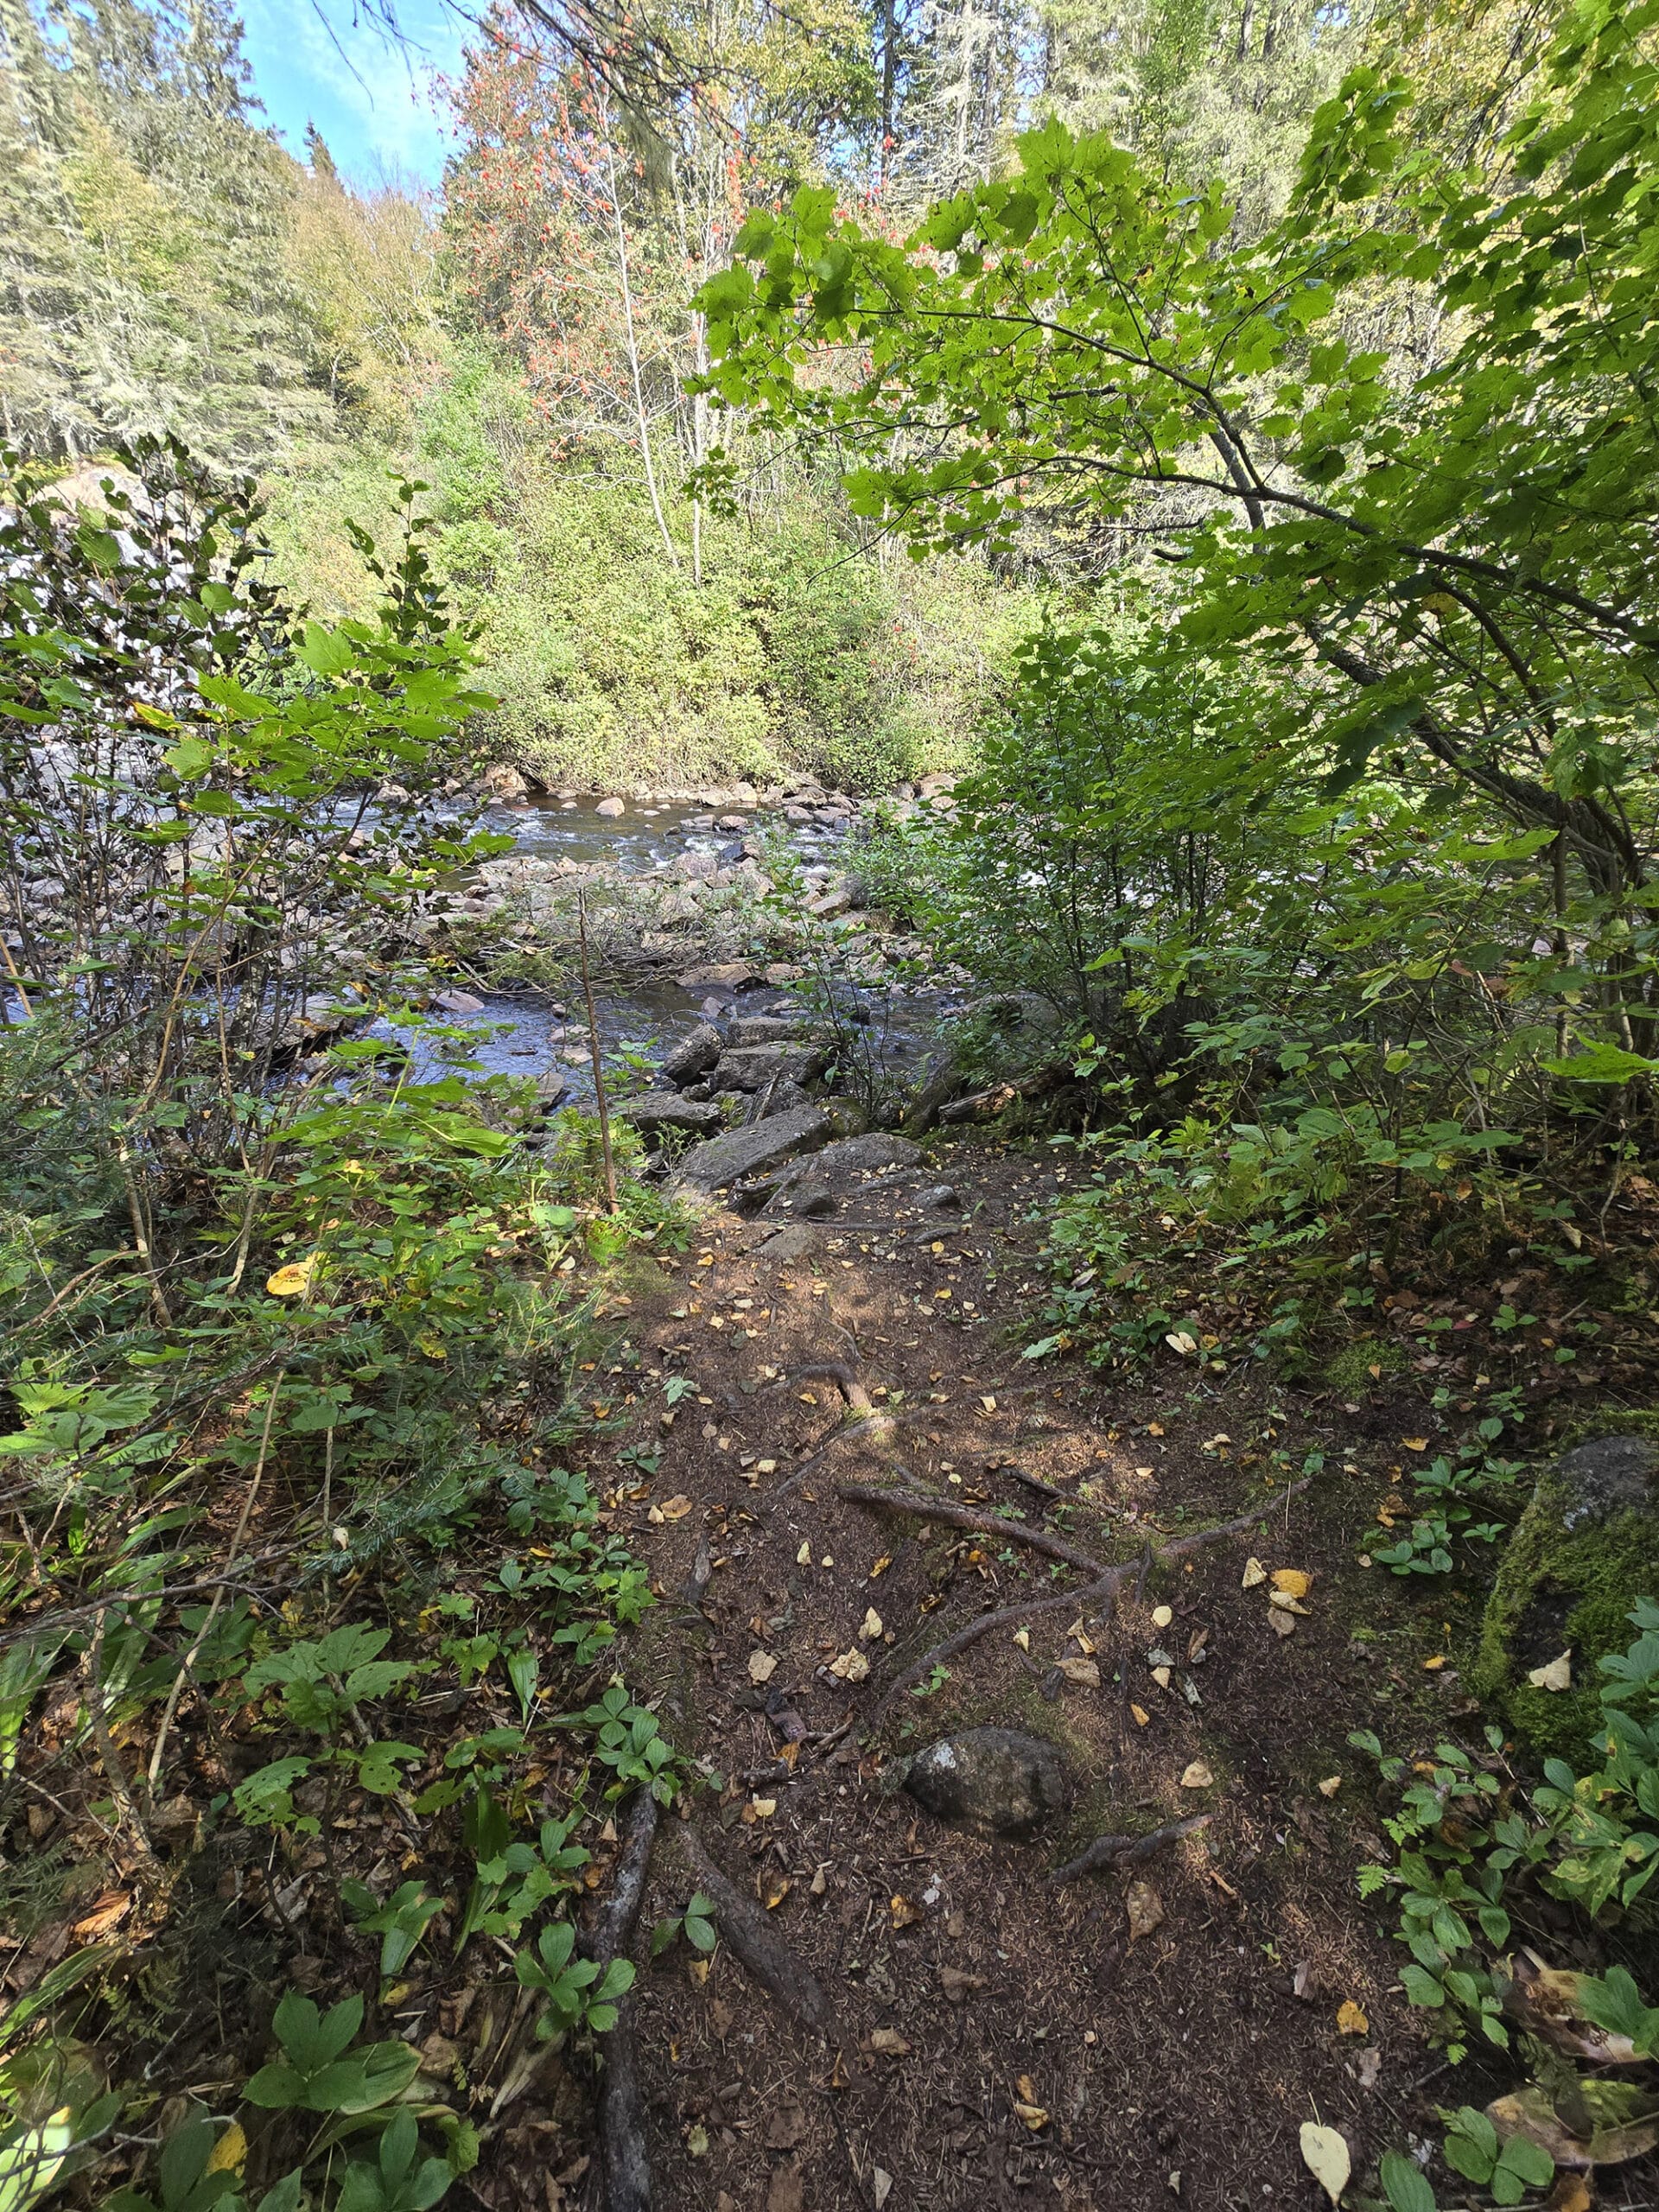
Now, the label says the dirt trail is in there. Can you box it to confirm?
[591,1136,1436,2212]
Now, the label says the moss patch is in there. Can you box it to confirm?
[1323,1337,1408,1394]
[1474,1412,1659,1760]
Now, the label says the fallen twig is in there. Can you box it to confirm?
[1049,1813,1211,1888]
[681,1828,836,2038]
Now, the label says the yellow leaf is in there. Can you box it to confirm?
[264,1254,318,1297]
[1422,1654,1446,1670]
[659,1496,693,1522]
[1528,1651,1573,1693]
[1179,1761,1214,1789]
[1402,1437,1429,1452]
[1241,1557,1267,1589]
[1300,2122,1351,2205]
[1130,1703,1151,1726]
[860,1608,884,1643]
[798,1540,813,1565]
[206,2123,247,2177]
[1318,1776,1342,1798]
[1151,1604,1174,1628]
[1013,1627,1031,1650]
[1057,1656,1100,1688]
[748,1650,777,1684]
[1270,1569,1312,1599]
[1013,2101,1049,2133]
[1337,1999,1369,2037]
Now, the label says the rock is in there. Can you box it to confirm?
[754,1224,821,1262]
[594,796,626,817]
[675,851,721,881]
[917,772,957,801]
[783,804,813,823]
[674,1105,832,1191]
[716,812,748,830]
[913,1184,963,1212]
[904,1728,1067,1840]
[766,963,806,985]
[658,1021,723,1085]
[710,1044,827,1091]
[729,1015,806,1046]
[677,961,758,990]
[481,762,530,800]
[617,1092,725,1139]
[764,1134,923,1205]
[1475,1426,1659,1756]
[533,1070,569,1110]
[785,1185,837,1218]
[431,988,486,1015]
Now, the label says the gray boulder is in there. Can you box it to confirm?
[617,1093,724,1139]
[658,1021,722,1085]
[674,1105,832,1191]
[904,1729,1067,1840]
[728,1014,808,1046]
[711,1043,826,1091]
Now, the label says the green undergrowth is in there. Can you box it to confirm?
[0,442,695,2211]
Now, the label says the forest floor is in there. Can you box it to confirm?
[518,1134,1562,2212]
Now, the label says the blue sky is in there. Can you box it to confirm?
[239,0,471,186]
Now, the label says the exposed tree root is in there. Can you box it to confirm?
[1049,1813,1212,1888]
[587,1789,659,2212]
[862,1480,1312,1711]
[779,1360,874,1414]
[835,1482,1109,1576]
[681,1827,837,2038]
[764,1363,923,1507]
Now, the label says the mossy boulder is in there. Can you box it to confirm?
[1476,1420,1659,1759]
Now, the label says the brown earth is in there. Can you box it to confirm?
[533,1135,1540,2212]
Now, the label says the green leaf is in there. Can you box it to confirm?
[1378,2149,1436,2212]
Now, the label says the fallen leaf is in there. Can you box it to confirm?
[829,1648,869,1682]
[1337,1999,1369,2037]
[860,1608,884,1643]
[1126,1878,1164,1942]
[1545,2180,1592,2212]
[1422,1654,1446,1670]
[1130,1703,1151,1726]
[939,1964,985,2002]
[1152,1663,1173,1687]
[1013,2099,1049,2133]
[763,1874,791,1910]
[659,1496,693,1521]
[1489,2080,1659,2169]
[1318,1776,1342,1798]
[748,1797,777,1819]
[981,1394,997,1412]
[686,2125,710,2158]
[1165,1332,1198,1356]
[766,2164,804,2212]
[870,2027,911,2056]
[1269,1591,1312,1617]
[766,2107,807,2150]
[1268,1611,1297,1638]
[797,1540,812,1565]
[1241,1557,1267,1589]
[890,1894,922,1929]
[874,2171,893,2210]
[264,1255,318,1298]
[1013,1627,1030,1650]
[72,1891,131,1940]
[1057,1656,1101,1688]
[870,1554,892,1576]
[1503,1951,1647,2064]
[1270,1568,1312,1599]
[1179,1761,1214,1789]
[1356,2049,1382,2090]
[1151,1604,1174,1629]
[205,2122,246,2177]
[1528,1651,1573,1693]
[1300,2122,1351,2205]
[748,1649,778,1684]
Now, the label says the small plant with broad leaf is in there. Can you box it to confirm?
[513,1923,635,2039]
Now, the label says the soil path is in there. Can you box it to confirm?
[587,1135,1448,2212]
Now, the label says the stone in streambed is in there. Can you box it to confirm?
[904,1728,1067,1840]
[674,1105,831,1191]
[678,961,759,990]
[617,1092,725,1139]
[711,1043,826,1090]
[594,796,626,817]
[728,1014,808,1046]
[658,1021,723,1085]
